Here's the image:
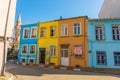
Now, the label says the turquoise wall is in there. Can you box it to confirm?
[88,19,120,68]
[18,23,38,64]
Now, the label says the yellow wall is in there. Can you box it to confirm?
[38,21,59,65]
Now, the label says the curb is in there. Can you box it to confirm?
[18,63,81,72]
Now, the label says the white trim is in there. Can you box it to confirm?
[21,57,26,63]
[28,58,35,64]
[60,24,68,36]
[40,27,46,38]
[50,45,56,57]
[23,28,29,39]
[30,27,37,39]
[73,22,81,35]
[29,44,36,55]
[21,44,28,55]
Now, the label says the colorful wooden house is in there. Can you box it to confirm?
[38,21,59,65]
[88,18,120,68]
[58,16,88,68]
[18,23,38,64]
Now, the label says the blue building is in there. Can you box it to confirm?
[88,18,120,68]
[18,23,38,64]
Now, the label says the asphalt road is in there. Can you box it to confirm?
[5,62,120,80]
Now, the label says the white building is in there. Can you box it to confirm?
[0,0,17,75]
[99,0,120,18]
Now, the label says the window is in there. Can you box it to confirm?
[23,29,29,38]
[61,45,68,57]
[96,25,104,40]
[112,25,120,40]
[30,45,36,54]
[40,28,46,37]
[50,46,56,57]
[22,45,27,54]
[96,51,106,65]
[61,24,68,36]
[74,23,81,35]
[29,59,34,64]
[21,58,26,63]
[74,45,82,57]
[31,27,37,38]
[114,52,120,66]
[50,26,56,37]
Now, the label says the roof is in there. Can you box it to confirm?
[89,18,120,21]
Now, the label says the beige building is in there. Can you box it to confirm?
[12,14,22,50]
[99,0,120,18]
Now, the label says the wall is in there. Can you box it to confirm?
[38,21,59,65]
[58,17,88,68]
[88,19,120,68]
[18,23,38,64]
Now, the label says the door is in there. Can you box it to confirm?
[39,48,46,64]
[61,45,69,66]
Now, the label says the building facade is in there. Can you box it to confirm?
[88,19,120,68]
[99,0,120,18]
[38,21,59,65]
[58,16,88,68]
[12,14,22,50]
[18,23,38,64]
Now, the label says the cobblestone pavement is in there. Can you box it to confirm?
[6,63,120,80]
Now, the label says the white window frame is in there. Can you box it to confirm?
[96,51,107,65]
[29,44,36,55]
[112,25,120,40]
[50,26,56,37]
[30,27,37,39]
[23,28,29,39]
[29,58,35,64]
[61,24,68,36]
[95,25,104,40]
[21,44,28,55]
[50,45,56,57]
[73,23,81,35]
[40,27,46,38]
[61,47,69,57]
[21,57,26,63]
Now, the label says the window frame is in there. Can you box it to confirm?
[95,25,104,40]
[96,51,107,65]
[50,45,56,57]
[21,57,26,63]
[29,58,35,64]
[73,23,81,35]
[23,28,29,39]
[60,24,68,36]
[50,26,56,37]
[40,27,46,38]
[114,52,120,66]
[21,44,28,54]
[29,44,36,54]
[61,45,69,57]
[112,25,120,40]
[30,27,37,39]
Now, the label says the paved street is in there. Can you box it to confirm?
[6,62,120,80]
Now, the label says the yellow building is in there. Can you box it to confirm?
[37,20,59,66]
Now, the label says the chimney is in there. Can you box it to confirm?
[60,16,62,20]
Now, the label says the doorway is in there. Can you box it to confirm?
[61,45,69,66]
[39,48,46,64]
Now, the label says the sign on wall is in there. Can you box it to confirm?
[0,0,16,37]
[74,45,82,56]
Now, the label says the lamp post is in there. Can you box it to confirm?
[1,0,12,76]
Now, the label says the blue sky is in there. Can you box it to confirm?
[15,0,104,24]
